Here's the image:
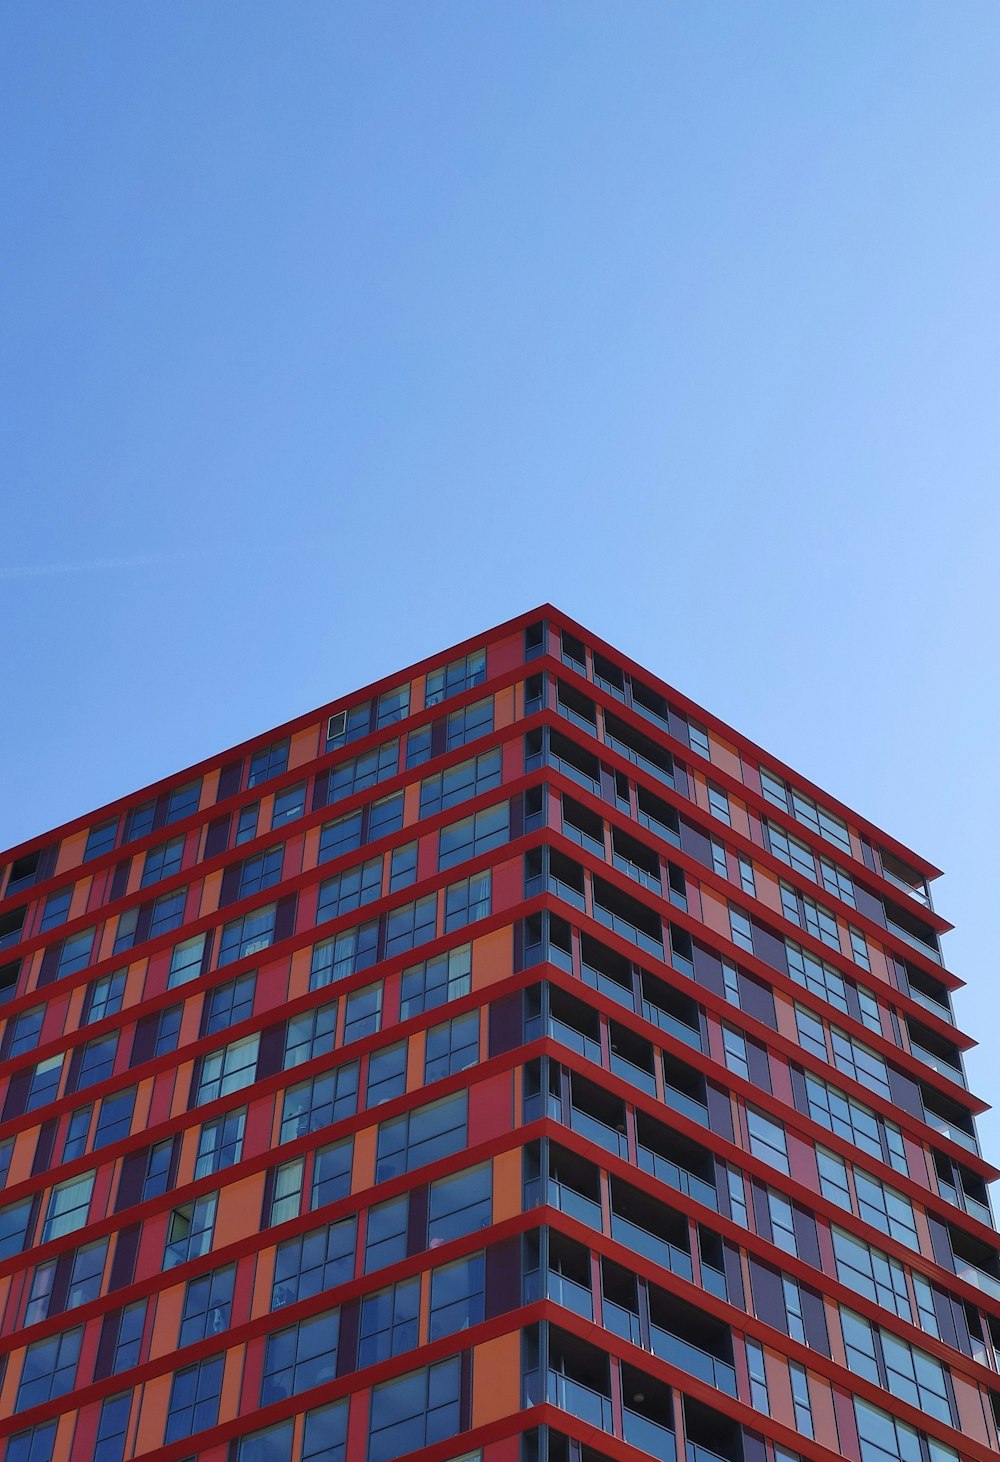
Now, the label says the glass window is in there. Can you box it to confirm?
[167,780,201,824]
[62,1106,91,1162]
[42,1172,94,1241]
[722,1027,750,1081]
[318,810,363,864]
[310,920,379,990]
[7,1005,44,1057]
[438,802,509,870]
[125,801,156,842]
[303,1400,349,1462]
[853,1398,931,1462]
[359,1277,420,1366]
[218,903,277,966]
[269,1159,304,1227]
[786,941,848,1014]
[143,1139,175,1200]
[272,783,306,828]
[39,887,72,931]
[767,822,815,878]
[203,972,256,1034]
[745,1337,769,1413]
[180,1264,235,1346]
[427,1163,491,1245]
[400,945,471,1019]
[738,855,756,897]
[406,723,433,769]
[802,894,840,950]
[444,871,491,932]
[26,1054,63,1110]
[446,697,493,750]
[235,803,259,845]
[196,1034,259,1103]
[94,1088,135,1149]
[389,841,418,891]
[849,927,872,971]
[85,970,126,1024]
[237,1422,294,1462]
[420,749,502,818]
[817,1148,853,1210]
[248,740,289,788]
[707,784,731,825]
[311,1137,353,1210]
[759,769,789,810]
[425,650,487,706]
[385,894,437,959]
[377,685,410,727]
[368,1357,462,1462]
[767,1190,796,1255]
[729,906,753,953]
[688,722,710,758]
[820,857,856,907]
[344,982,382,1043]
[57,927,95,978]
[66,1238,109,1309]
[272,1216,357,1310]
[376,1091,468,1182]
[149,888,187,939]
[195,1108,246,1178]
[0,1196,34,1259]
[281,1064,359,1142]
[113,1301,147,1373]
[430,1253,485,1339]
[85,818,118,861]
[711,840,728,879]
[327,740,399,803]
[261,1307,340,1403]
[168,933,206,988]
[15,1327,82,1412]
[154,1004,183,1057]
[285,1002,337,1068]
[317,857,383,921]
[239,847,284,897]
[425,1012,479,1083]
[326,702,373,750]
[165,1354,225,1442]
[788,1362,813,1437]
[747,1108,789,1174]
[164,1193,217,1269]
[365,1195,408,1273]
[141,837,184,886]
[367,1042,407,1107]
[368,792,405,840]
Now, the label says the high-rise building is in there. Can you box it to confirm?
[0,605,996,1462]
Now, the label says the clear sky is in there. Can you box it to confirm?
[2,4,999,1151]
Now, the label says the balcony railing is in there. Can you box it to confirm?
[637,1144,719,1211]
[649,1325,737,1396]
[581,960,635,1009]
[548,1016,602,1066]
[623,1407,676,1460]
[570,1106,630,1160]
[955,1261,1000,1303]
[562,820,606,861]
[610,1051,658,1098]
[545,1371,613,1429]
[549,1178,603,1231]
[926,1113,979,1155]
[592,902,663,958]
[661,1080,710,1129]
[610,1214,693,1281]
[603,1298,642,1344]
[546,1269,595,1320]
[886,917,941,963]
[909,1041,966,1087]
[906,984,954,1024]
[641,1000,702,1051]
[612,851,662,895]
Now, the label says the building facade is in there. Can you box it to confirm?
[0,606,996,1462]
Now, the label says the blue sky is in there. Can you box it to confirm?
[2,4,999,1149]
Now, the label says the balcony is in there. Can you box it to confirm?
[546,1269,595,1321]
[570,1105,629,1160]
[649,1326,737,1396]
[910,1041,966,1088]
[581,959,636,1009]
[610,1213,693,1281]
[637,1145,718,1212]
[543,1370,613,1429]
[623,1406,676,1459]
[549,1177,603,1231]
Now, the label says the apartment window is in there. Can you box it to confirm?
[747,1108,789,1174]
[368,792,405,840]
[425,1012,479,1083]
[0,1138,13,1186]
[389,841,418,891]
[707,783,731,825]
[0,1197,34,1259]
[376,1091,468,1181]
[430,1253,486,1339]
[767,823,815,879]
[368,1356,462,1462]
[272,782,306,828]
[377,685,410,726]
[248,740,289,788]
[285,1002,337,1068]
[42,1172,94,1241]
[125,801,156,842]
[302,1401,348,1462]
[802,894,840,950]
[738,855,756,897]
[150,888,187,939]
[26,1054,62,1110]
[829,1027,890,1098]
[319,810,364,863]
[344,983,382,1043]
[85,818,118,861]
[94,1088,136,1149]
[795,1005,828,1061]
[272,1216,357,1309]
[237,1423,293,1462]
[788,1362,813,1437]
[218,902,276,965]
[261,1307,340,1403]
[726,1169,749,1229]
[310,919,378,990]
[57,926,95,978]
[385,894,437,958]
[359,1277,420,1366]
[767,1190,800,1256]
[312,1136,354,1209]
[820,857,856,907]
[166,779,201,824]
[327,702,373,749]
[444,871,491,931]
[428,1162,492,1243]
[179,1264,235,1346]
[420,749,501,818]
[196,1034,259,1103]
[367,1042,407,1107]
[688,722,711,758]
[164,1193,217,1269]
[854,1167,918,1249]
[112,1301,146,1372]
[195,1108,246,1178]
[317,856,382,921]
[15,1327,82,1411]
[857,986,883,1036]
[280,1062,359,1142]
[710,839,728,879]
[722,1026,750,1081]
[269,1161,304,1227]
[406,723,433,769]
[143,1139,175,1200]
[805,1074,907,1173]
[853,1398,956,1462]
[849,926,872,971]
[782,1278,805,1342]
[154,1005,183,1057]
[786,941,849,1014]
[328,740,399,802]
[165,1354,224,1441]
[235,803,259,845]
[438,802,509,870]
[721,960,741,1007]
[7,1005,44,1056]
[365,1195,408,1273]
[729,906,753,953]
[168,933,206,988]
[446,697,493,749]
[85,970,126,1024]
[39,887,72,931]
[203,972,256,1034]
[63,1106,91,1161]
[425,649,486,706]
[239,846,284,897]
[141,837,184,886]
[745,1338,769,1413]
[400,945,472,1018]
[66,1238,108,1309]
